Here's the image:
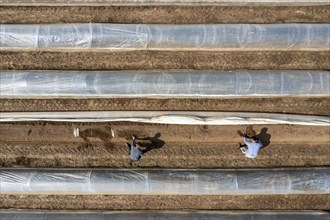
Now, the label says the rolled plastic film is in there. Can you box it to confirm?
[1,24,329,50]
[1,168,329,194]
[1,111,329,126]
[1,70,329,98]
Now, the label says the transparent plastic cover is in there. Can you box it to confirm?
[1,24,329,50]
[1,211,329,220]
[1,168,329,195]
[1,70,329,98]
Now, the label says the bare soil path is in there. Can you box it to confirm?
[1,97,329,115]
[1,5,329,24]
[1,194,328,210]
[1,122,329,168]
[1,51,329,70]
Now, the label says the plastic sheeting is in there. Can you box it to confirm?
[0,111,329,126]
[1,0,329,6]
[1,24,329,50]
[1,70,329,98]
[1,211,329,220]
[1,168,329,195]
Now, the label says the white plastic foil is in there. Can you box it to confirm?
[0,0,329,6]
[0,211,329,220]
[0,70,329,98]
[1,24,329,50]
[1,169,329,195]
[0,111,329,126]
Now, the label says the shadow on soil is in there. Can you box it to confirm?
[79,126,114,148]
[137,132,165,153]
[257,127,271,148]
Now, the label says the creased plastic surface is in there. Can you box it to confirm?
[1,168,329,195]
[0,111,329,126]
[1,210,329,220]
[1,0,329,6]
[1,24,329,50]
[1,70,329,98]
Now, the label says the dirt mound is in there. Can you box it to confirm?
[1,5,329,24]
[2,51,329,70]
[1,194,328,210]
[1,97,329,115]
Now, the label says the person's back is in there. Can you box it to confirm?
[126,135,146,161]
[243,137,263,158]
[130,144,143,161]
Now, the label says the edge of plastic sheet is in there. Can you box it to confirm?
[1,0,329,6]
[0,210,329,220]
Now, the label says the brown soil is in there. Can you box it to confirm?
[1,122,329,168]
[1,194,328,210]
[1,97,329,115]
[1,5,329,24]
[1,51,329,70]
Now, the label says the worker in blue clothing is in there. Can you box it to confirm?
[125,135,149,161]
[237,126,263,159]
[238,136,263,159]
